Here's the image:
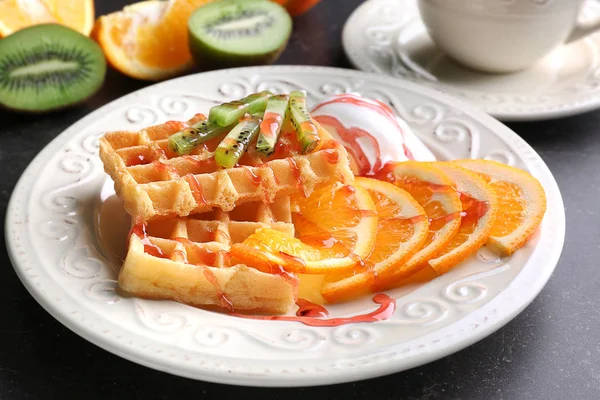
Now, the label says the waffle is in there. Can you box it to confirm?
[99,115,354,222]
[119,196,299,314]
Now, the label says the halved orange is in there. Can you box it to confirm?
[230,182,378,274]
[0,0,94,38]
[93,0,213,81]
[454,159,546,256]
[320,177,429,303]
[374,161,462,288]
[425,162,499,275]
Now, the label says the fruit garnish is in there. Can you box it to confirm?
[168,119,233,155]
[289,90,321,153]
[270,0,321,16]
[297,274,325,305]
[374,161,462,287]
[188,0,292,69]
[165,91,339,166]
[93,0,213,81]
[208,91,272,127]
[231,183,378,274]
[0,24,106,112]
[425,162,499,275]
[454,159,547,256]
[320,178,429,303]
[214,116,261,168]
[0,0,94,38]
[256,94,290,156]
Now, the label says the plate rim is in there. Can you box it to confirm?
[5,65,565,387]
[342,0,600,122]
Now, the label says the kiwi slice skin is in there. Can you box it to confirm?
[188,0,292,70]
[0,24,106,113]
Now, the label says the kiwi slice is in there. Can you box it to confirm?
[214,116,261,168]
[0,24,106,112]
[188,0,292,69]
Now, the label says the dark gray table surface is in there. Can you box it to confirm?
[1,1,598,399]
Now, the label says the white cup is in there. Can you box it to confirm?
[417,0,600,73]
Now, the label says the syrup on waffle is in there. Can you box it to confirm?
[99,115,353,222]
[119,196,299,314]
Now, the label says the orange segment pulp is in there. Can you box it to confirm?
[320,178,429,303]
[45,0,94,35]
[230,182,378,274]
[0,0,94,38]
[93,0,214,81]
[425,162,498,275]
[454,159,547,256]
[375,161,462,287]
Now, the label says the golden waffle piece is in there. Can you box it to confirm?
[99,115,354,222]
[119,196,299,314]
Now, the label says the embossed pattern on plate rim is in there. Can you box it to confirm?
[5,65,565,387]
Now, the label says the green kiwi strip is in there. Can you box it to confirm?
[168,120,232,155]
[208,91,272,127]
[256,94,289,156]
[214,117,261,168]
[289,90,321,154]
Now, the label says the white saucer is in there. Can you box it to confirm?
[343,0,600,121]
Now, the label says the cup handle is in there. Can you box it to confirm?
[566,3,600,44]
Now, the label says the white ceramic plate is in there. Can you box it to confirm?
[343,0,600,121]
[5,66,564,387]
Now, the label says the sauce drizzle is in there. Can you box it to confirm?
[287,158,305,196]
[130,222,167,259]
[173,237,233,311]
[153,160,177,176]
[313,93,422,175]
[260,112,282,140]
[324,149,340,164]
[314,115,381,176]
[245,167,262,186]
[231,294,396,327]
[429,211,462,230]
[184,174,207,205]
[164,120,189,132]
[202,266,234,312]
[295,299,328,317]
[278,251,307,272]
[458,192,490,223]
[184,155,214,170]
[127,154,150,167]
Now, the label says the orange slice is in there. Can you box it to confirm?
[230,182,378,274]
[93,0,213,81]
[320,177,429,303]
[454,159,546,256]
[425,162,499,275]
[44,0,94,35]
[0,0,94,38]
[374,161,462,288]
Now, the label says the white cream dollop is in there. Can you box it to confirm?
[311,94,435,175]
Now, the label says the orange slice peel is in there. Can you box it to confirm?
[374,161,463,287]
[93,0,213,81]
[230,182,378,275]
[320,177,429,303]
[0,0,94,38]
[454,159,547,256]
[425,162,499,275]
